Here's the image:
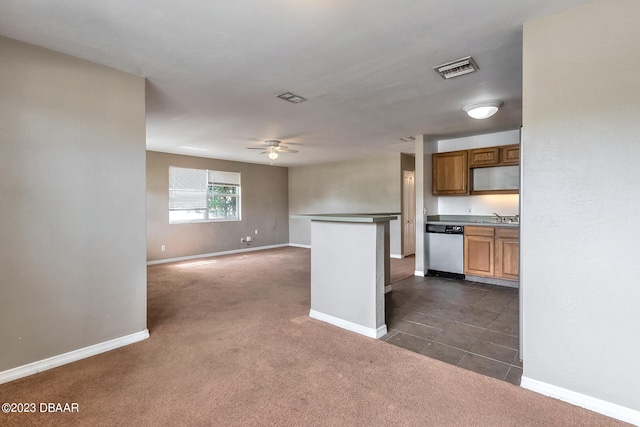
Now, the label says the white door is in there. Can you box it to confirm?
[402,170,416,256]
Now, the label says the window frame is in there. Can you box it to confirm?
[169,166,241,224]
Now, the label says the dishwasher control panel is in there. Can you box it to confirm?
[426,224,464,234]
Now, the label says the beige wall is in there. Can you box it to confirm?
[147,151,289,261]
[522,0,640,419]
[288,153,402,252]
[0,37,147,371]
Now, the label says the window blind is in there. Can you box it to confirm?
[169,167,207,210]
[208,170,240,186]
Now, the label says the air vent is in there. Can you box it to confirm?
[276,91,307,104]
[434,56,479,79]
[400,136,415,142]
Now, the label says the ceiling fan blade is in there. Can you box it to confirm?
[246,147,265,150]
[277,149,298,153]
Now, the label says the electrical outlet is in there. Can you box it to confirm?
[246,236,253,242]
[161,245,166,252]
[255,229,258,235]
[240,238,245,243]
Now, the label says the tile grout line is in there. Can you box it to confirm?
[399,314,519,351]
[387,330,523,370]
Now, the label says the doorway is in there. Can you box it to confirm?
[402,170,416,256]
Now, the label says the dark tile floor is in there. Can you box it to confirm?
[382,275,522,385]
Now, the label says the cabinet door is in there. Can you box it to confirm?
[501,144,520,165]
[470,147,499,167]
[495,236,519,281]
[432,151,468,195]
[464,235,494,277]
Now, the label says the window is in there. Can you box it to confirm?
[169,167,240,223]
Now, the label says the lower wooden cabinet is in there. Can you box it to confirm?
[464,226,495,276]
[464,226,519,281]
[495,228,520,280]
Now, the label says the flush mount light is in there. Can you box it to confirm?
[463,100,503,119]
[276,91,307,104]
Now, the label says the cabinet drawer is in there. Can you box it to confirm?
[496,227,519,239]
[464,226,495,237]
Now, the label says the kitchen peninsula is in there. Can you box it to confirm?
[290,213,398,339]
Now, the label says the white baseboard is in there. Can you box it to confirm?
[147,244,290,265]
[414,270,426,276]
[309,309,387,339]
[288,243,311,249]
[384,285,393,293]
[0,329,149,385]
[390,254,402,259]
[521,376,640,425]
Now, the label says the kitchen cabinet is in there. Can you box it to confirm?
[433,144,520,196]
[470,147,500,167]
[464,225,519,281]
[432,150,468,195]
[464,226,495,276]
[501,144,520,165]
[495,228,519,280]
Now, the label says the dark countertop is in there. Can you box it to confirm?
[426,215,519,228]
[290,213,399,223]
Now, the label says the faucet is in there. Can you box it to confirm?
[492,212,503,222]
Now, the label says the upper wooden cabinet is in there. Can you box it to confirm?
[470,147,500,167]
[432,150,468,195]
[433,144,520,196]
[501,144,520,165]
[471,144,519,167]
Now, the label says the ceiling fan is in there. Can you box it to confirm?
[246,140,298,161]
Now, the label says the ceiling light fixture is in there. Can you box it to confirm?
[463,100,503,119]
[268,150,278,160]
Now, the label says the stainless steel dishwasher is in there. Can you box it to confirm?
[426,224,464,278]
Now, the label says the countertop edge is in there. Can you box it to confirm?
[290,214,398,223]
[426,220,519,228]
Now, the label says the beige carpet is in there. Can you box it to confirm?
[0,247,627,426]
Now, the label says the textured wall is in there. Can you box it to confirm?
[146,151,289,261]
[0,37,147,371]
[288,153,401,252]
[522,0,640,415]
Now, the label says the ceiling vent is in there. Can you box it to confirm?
[276,91,307,104]
[434,56,479,79]
[399,136,415,142]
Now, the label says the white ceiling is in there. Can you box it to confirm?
[0,0,590,167]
